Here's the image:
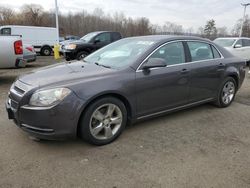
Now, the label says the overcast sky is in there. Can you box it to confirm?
[0,0,247,31]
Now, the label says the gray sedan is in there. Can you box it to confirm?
[6,36,246,145]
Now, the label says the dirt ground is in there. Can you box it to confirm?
[0,57,250,188]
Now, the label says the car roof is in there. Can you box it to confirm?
[89,31,119,34]
[215,37,250,40]
[124,35,211,43]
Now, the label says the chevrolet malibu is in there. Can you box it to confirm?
[6,36,246,145]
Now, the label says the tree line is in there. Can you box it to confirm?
[0,4,248,40]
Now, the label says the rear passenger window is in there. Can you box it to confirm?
[112,33,121,41]
[187,42,213,61]
[0,28,11,35]
[150,42,185,66]
[242,39,250,47]
[212,46,221,58]
[95,33,111,43]
[235,39,243,46]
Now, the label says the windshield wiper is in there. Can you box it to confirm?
[95,62,111,69]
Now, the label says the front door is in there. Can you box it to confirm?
[93,32,111,50]
[136,41,190,117]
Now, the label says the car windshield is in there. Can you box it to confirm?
[214,38,236,47]
[80,33,98,42]
[84,38,156,69]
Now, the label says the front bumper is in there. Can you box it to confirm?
[6,92,85,140]
[61,49,77,61]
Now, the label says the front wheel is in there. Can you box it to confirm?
[76,51,88,60]
[79,97,127,145]
[215,77,237,108]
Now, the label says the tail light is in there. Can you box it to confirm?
[14,40,23,55]
[26,46,34,52]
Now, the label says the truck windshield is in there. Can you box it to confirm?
[84,38,156,69]
[214,38,236,47]
[80,33,98,43]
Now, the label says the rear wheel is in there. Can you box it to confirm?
[76,51,88,60]
[41,46,52,56]
[79,97,127,145]
[215,77,237,108]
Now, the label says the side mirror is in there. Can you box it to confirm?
[94,39,101,44]
[234,44,242,48]
[142,58,167,71]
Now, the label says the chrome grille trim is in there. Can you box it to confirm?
[10,80,32,97]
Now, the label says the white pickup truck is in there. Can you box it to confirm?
[0,35,26,68]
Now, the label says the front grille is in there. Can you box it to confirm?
[9,80,32,110]
[10,80,31,97]
[13,86,25,95]
[10,99,18,110]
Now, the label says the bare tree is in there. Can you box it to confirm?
[0,7,15,25]
[20,4,45,26]
[217,26,228,37]
[232,15,250,37]
[159,21,183,34]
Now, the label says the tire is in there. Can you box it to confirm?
[41,46,52,56]
[76,51,88,60]
[214,77,237,108]
[79,97,127,146]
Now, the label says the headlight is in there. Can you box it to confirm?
[29,88,71,107]
[65,44,77,50]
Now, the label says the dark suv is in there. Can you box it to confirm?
[61,31,122,61]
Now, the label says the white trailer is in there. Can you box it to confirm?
[0,25,57,56]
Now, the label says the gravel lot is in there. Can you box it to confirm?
[0,57,250,188]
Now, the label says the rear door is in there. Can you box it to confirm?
[185,41,225,102]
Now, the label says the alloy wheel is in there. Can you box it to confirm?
[89,104,123,140]
[222,81,235,105]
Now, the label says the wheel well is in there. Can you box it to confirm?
[78,48,90,54]
[76,93,132,137]
[228,74,239,90]
[41,45,52,50]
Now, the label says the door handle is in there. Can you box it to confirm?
[180,68,189,74]
[218,63,225,68]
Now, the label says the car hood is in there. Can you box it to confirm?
[18,61,114,87]
[60,40,81,45]
[67,40,88,45]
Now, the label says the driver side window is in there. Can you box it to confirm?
[95,33,111,43]
[235,39,243,47]
[149,42,185,66]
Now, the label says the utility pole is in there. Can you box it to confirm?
[55,0,60,44]
[54,0,60,59]
[239,3,250,37]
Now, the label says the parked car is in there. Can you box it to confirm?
[214,37,250,64]
[6,36,246,145]
[23,44,36,63]
[61,31,122,61]
[0,35,25,68]
[0,25,57,56]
